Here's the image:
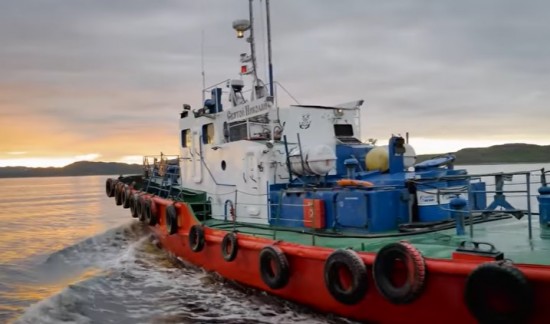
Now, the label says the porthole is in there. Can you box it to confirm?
[221,160,227,170]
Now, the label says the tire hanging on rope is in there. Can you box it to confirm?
[165,204,178,235]
[137,195,146,222]
[129,194,138,218]
[465,262,533,323]
[121,186,131,209]
[324,249,368,305]
[115,182,123,206]
[221,232,238,262]
[105,178,115,198]
[259,245,290,290]
[189,225,205,252]
[372,241,426,304]
[142,198,157,226]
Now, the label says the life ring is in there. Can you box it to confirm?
[105,178,115,197]
[324,249,368,305]
[165,204,178,235]
[259,245,290,289]
[373,241,426,304]
[122,186,131,209]
[465,262,533,323]
[189,225,205,252]
[221,232,238,262]
[129,194,138,218]
[143,198,157,226]
[336,179,374,188]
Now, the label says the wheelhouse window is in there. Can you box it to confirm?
[226,114,271,142]
[228,120,248,141]
[202,123,214,144]
[181,129,191,147]
[334,124,354,137]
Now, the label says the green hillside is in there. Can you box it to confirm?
[417,143,550,165]
[0,161,142,178]
[0,143,548,178]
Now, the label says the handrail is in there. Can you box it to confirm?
[413,171,538,240]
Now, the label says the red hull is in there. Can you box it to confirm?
[144,195,550,323]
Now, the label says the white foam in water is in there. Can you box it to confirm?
[15,221,355,324]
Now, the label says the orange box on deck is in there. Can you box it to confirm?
[303,199,325,229]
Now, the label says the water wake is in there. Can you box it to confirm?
[15,222,354,324]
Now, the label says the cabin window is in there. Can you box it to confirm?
[202,123,214,144]
[334,124,354,137]
[228,120,248,141]
[181,129,191,147]
[226,114,271,142]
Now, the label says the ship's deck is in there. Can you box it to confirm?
[204,216,550,265]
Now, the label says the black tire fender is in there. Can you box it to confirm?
[142,198,157,226]
[114,182,123,206]
[137,195,146,222]
[465,262,533,323]
[259,245,290,289]
[165,204,178,235]
[324,249,368,305]
[221,233,238,262]
[105,178,115,198]
[189,225,205,252]
[129,194,138,218]
[373,241,426,304]
[122,186,131,209]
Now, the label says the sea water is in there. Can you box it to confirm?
[0,163,548,323]
[0,176,353,323]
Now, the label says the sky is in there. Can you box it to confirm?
[1,0,549,167]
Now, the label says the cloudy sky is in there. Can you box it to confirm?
[1,0,549,167]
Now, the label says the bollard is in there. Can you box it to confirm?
[344,158,359,180]
[450,197,468,236]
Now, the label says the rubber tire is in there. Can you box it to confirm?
[221,233,238,262]
[142,199,157,226]
[189,225,205,252]
[259,246,290,290]
[324,249,368,305]
[137,196,146,222]
[465,262,533,323]
[115,182,123,206]
[165,205,178,235]
[105,178,115,198]
[122,186,131,208]
[373,241,426,304]
[129,194,138,218]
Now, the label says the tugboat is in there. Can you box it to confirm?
[107,1,550,322]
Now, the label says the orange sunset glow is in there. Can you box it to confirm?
[1,1,549,168]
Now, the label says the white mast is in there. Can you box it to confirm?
[232,0,271,102]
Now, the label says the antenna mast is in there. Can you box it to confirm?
[248,0,259,100]
[266,0,274,96]
[232,0,272,101]
[201,29,206,103]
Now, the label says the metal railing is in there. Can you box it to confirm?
[414,169,546,240]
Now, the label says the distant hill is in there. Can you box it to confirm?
[417,143,550,165]
[0,161,142,178]
[0,143,548,178]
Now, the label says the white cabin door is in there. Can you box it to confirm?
[191,128,203,183]
[243,150,259,190]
